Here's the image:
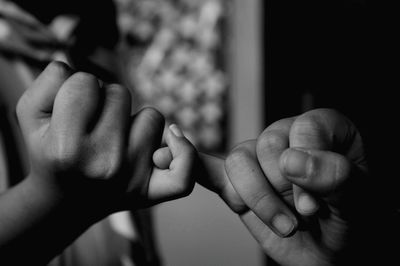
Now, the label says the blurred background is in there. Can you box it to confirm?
[2,0,397,265]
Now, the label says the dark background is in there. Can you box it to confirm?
[265,1,400,264]
[266,0,399,202]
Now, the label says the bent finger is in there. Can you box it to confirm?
[288,109,362,213]
[148,124,196,204]
[93,84,131,142]
[256,118,295,203]
[225,141,298,237]
[17,61,73,132]
[289,108,365,165]
[51,72,103,138]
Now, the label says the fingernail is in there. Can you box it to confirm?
[169,124,184,137]
[272,213,296,237]
[282,149,310,178]
[298,193,318,215]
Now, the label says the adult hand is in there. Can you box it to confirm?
[198,109,368,266]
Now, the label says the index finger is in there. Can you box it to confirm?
[289,108,364,160]
[287,108,366,211]
[16,61,73,131]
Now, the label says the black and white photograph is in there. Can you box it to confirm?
[0,0,398,265]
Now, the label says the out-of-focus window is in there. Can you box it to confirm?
[115,0,230,153]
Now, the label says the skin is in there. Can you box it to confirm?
[155,108,369,266]
[0,61,196,264]
[0,61,380,265]
[220,109,369,266]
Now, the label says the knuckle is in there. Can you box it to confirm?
[257,130,287,153]
[105,84,131,102]
[70,71,97,83]
[140,107,165,125]
[291,115,327,144]
[47,61,72,77]
[292,108,347,143]
[104,144,125,176]
[266,117,295,132]
[249,191,275,214]
[87,152,123,180]
[292,115,323,134]
[67,72,99,91]
[61,72,100,100]
[222,190,248,214]
[16,94,28,119]
[136,107,165,135]
[225,145,252,171]
[48,142,79,171]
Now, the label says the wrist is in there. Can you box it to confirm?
[25,172,114,222]
[0,175,114,264]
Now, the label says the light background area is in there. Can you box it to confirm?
[154,0,264,265]
[154,185,263,266]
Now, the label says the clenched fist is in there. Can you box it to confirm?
[0,61,196,264]
[197,109,375,266]
[16,61,196,211]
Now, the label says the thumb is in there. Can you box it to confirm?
[280,148,361,199]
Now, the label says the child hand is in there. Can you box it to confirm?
[148,124,197,205]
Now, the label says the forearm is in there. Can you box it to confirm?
[0,174,108,264]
